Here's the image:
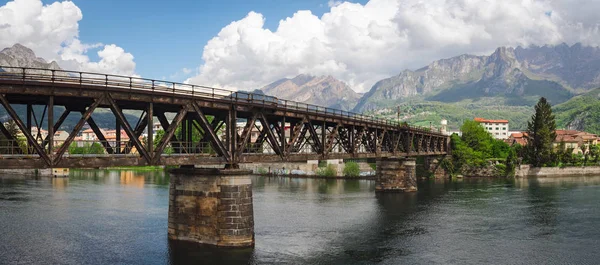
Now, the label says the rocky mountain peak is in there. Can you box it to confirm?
[260,74,360,111]
[0,43,61,71]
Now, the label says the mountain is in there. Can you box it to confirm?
[0,44,62,71]
[260,74,360,111]
[354,44,600,112]
[0,43,139,131]
[554,87,600,134]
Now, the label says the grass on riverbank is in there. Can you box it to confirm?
[70,166,169,171]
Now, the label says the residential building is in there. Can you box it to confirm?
[554,130,599,154]
[507,129,600,154]
[81,128,96,141]
[506,132,527,146]
[473,117,509,139]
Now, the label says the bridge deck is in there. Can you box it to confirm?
[0,66,449,169]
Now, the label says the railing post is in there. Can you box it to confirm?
[51,70,55,82]
[105,75,108,87]
[192,85,195,96]
[79,72,82,85]
[152,80,155,92]
[212,88,215,98]
[130,77,132,89]
[21,68,25,82]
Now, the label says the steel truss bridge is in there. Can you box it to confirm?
[0,66,449,169]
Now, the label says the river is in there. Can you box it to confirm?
[1,170,599,264]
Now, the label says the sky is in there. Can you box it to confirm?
[1,0,599,92]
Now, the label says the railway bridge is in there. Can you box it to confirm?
[0,66,450,247]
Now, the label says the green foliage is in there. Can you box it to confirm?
[554,87,600,135]
[318,160,327,168]
[316,164,337,177]
[68,142,105,154]
[368,163,376,170]
[590,145,600,163]
[256,167,268,175]
[343,161,360,177]
[505,148,517,177]
[363,97,535,131]
[525,97,557,167]
[439,157,455,176]
[494,163,507,175]
[450,120,511,173]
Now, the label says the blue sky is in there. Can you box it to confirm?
[58,0,366,80]
[2,0,597,91]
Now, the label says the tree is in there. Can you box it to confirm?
[590,144,600,163]
[505,148,517,177]
[525,97,557,167]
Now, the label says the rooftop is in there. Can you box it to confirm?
[474,117,509,123]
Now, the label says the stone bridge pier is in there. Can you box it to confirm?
[375,157,417,192]
[168,167,254,248]
[424,155,452,179]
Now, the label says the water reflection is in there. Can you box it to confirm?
[69,169,170,187]
[168,240,255,265]
[1,173,600,264]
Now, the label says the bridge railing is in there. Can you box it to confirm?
[0,66,442,134]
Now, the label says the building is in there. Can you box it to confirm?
[506,132,527,146]
[506,129,600,154]
[474,117,509,139]
[554,130,599,154]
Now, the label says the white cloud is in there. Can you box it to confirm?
[187,0,600,92]
[0,0,136,76]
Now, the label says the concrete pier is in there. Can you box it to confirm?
[375,158,417,192]
[168,167,254,248]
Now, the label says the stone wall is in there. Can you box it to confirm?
[0,169,38,176]
[375,158,416,192]
[168,168,254,248]
[515,165,600,178]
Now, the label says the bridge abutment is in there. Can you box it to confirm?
[168,167,254,248]
[424,155,452,179]
[375,158,417,192]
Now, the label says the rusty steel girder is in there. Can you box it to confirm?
[0,67,449,169]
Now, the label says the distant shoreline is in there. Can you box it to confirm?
[253,173,375,180]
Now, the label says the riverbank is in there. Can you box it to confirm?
[515,164,600,178]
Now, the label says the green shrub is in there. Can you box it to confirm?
[257,167,268,175]
[343,161,360,177]
[494,164,507,175]
[368,163,376,170]
[316,164,337,177]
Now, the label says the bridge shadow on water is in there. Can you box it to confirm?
[168,240,256,265]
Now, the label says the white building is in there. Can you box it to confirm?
[474,117,509,139]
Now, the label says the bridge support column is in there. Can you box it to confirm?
[375,157,417,192]
[168,167,254,248]
[424,155,451,179]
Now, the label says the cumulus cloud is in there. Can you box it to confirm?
[187,0,600,92]
[0,0,136,75]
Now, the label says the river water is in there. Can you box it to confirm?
[1,170,599,264]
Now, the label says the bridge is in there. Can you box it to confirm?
[0,65,450,248]
[0,66,449,169]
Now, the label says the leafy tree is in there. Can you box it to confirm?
[460,120,494,157]
[505,148,517,177]
[525,97,557,167]
[590,144,600,163]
